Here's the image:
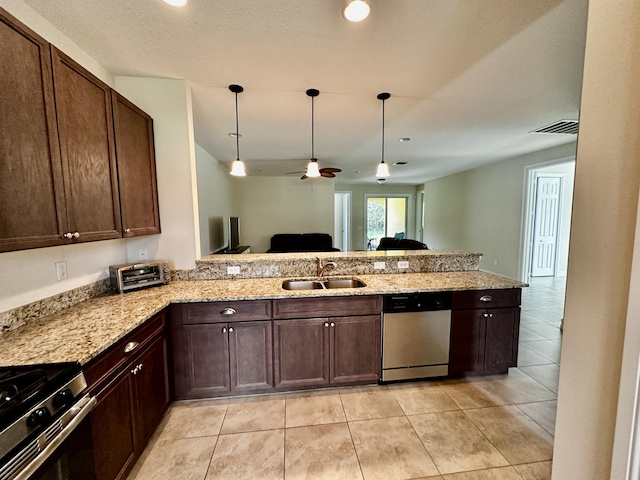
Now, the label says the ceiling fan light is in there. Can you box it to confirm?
[162,0,187,6]
[306,159,321,178]
[230,158,246,176]
[376,161,390,178]
[343,0,370,22]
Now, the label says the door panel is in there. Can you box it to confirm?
[484,308,520,373]
[273,318,329,389]
[229,321,273,392]
[182,324,230,396]
[531,176,562,277]
[449,310,485,375]
[330,315,381,384]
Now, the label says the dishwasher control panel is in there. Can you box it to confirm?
[383,292,452,313]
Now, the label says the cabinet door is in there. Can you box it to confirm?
[330,315,381,385]
[273,318,329,390]
[229,321,273,393]
[112,92,160,237]
[51,46,121,242]
[179,323,230,398]
[91,370,136,480]
[0,10,67,252]
[132,335,170,447]
[449,310,485,376]
[484,308,520,373]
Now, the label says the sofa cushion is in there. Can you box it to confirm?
[267,233,339,253]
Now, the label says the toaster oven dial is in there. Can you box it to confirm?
[27,407,51,428]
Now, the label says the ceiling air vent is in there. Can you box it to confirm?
[531,120,579,135]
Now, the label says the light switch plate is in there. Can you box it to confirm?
[227,266,241,275]
[397,261,410,269]
[138,249,148,261]
[374,261,386,270]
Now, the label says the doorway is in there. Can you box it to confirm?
[365,194,411,250]
[334,192,351,251]
[520,160,575,282]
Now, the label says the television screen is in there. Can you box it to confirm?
[229,217,240,251]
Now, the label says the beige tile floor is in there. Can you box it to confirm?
[128,277,564,480]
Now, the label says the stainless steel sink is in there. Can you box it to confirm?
[324,278,366,289]
[282,278,366,290]
[282,280,325,290]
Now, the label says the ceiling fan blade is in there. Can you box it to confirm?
[320,167,342,173]
[300,174,308,180]
[321,171,336,178]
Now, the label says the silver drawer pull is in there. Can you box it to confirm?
[124,341,139,354]
[480,295,493,302]
[229,327,234,333]
[221,307,237,315]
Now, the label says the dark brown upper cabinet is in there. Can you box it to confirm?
[0,9,68,252]
[51,46,121,243]
[112,92,160,237]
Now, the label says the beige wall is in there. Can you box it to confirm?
[233,177,334,253]
[336,183,421,251]
[423,143,577,278]
[114,76,199,269]
[553,1,640,478]
[195,144,234,255]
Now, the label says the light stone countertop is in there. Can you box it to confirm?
[0,271,525,368]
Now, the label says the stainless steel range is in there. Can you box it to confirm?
[0,363,96,480]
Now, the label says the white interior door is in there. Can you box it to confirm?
[334,192,350,251]
[531,175,563,277]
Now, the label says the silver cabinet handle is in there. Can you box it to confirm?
[131,366,138,375]
[63,232,72,239]
[324,322,329,327]
[488,313,493,318]
[330,322,335,327]
[221,307,237,315]
[229,327,234,333]
[124,341,139,354]
[138,363,143,371]
[124,228,131,233]
[72,232,80,239]
[480,295,493,302]
[483,313,489,318]
[222,327,227,334]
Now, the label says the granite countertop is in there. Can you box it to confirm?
[0,271,524,368]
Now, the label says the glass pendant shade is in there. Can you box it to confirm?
[343,0,370,22]
[230,158,246,176]
[376,161,390,178]
[306,159,321,177]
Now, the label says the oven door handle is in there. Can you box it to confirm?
[14,395,97,480]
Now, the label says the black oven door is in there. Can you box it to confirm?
[28,413,95,480]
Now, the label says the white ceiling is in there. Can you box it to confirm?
[23,0,588,184]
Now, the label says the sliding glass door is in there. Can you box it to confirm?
[365,195,409,250]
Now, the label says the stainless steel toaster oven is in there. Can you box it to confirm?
[109,261,170,293]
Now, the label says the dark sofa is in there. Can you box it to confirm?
[267,233,340,253]
[376,237,428,250]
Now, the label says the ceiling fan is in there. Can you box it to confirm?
[301,167,342,179]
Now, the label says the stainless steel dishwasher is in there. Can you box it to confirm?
[382,292,452,381]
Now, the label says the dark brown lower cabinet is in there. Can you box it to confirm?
[449,289,521,376]
[172,319,273,399]
[86,313,169,480]
[273,315,381,390]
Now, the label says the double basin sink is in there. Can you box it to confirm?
[282,278,366,290]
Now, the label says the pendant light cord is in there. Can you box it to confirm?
[381,97,385,164]
[311,95,315,159]
[235,91,240,160]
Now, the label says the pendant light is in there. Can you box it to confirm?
[343,0,370,22]
[305,88,321,178]
[229,84,246,177]
[376,92,391,178]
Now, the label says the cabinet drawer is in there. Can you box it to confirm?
[84,310,166,394]
[452,289,521,310]
[273,296,382,319]
[181,300,271,324]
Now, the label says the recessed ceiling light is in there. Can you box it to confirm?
[343,0,370,22]
[399,137,411,142]
[228,133,242,138]
[163,0,187,6]
[355,171,361,174]
[393,161,408,166]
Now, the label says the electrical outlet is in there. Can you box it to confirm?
[138,249,148,261]
[374,261,386,270]
[55,261,68,281]
[398,261,410,269]
[493,259,499,266]
[227,266,241,275]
